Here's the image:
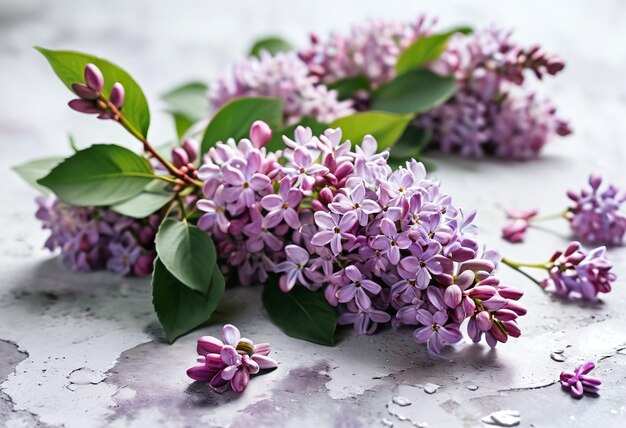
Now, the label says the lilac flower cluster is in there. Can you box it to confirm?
[187,324,278,393]
[210,51,353,124]
[197,122,526,354]
[35,196,157,276]
[566,174,626,245]
[542,241,616,300]
[298,16,435,87]
[421,27,571,159]
[560,361,601,399]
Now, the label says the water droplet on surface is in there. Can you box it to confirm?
[550,352,567,362]
[413,422,428,428]
[381,418,394,427]
[392,396,412,406]
[552,348,565,354]
[467,384,479,391]
[481,410,521,427]
[423,382,441,394]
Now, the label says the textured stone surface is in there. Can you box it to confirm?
[1,0,626,427]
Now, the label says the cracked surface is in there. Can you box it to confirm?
[2,0,626,427]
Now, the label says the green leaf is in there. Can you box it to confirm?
[161,81,209,138]
[35,46,150,139]
[266,116,328,152]
[395,27,473,74]
[155,219,217,294]
[389,126,432,161]
[201,97,283,155]
[262,276,337,346]
[371,70,456,115]
[249,36,293,57]
[152,258,225,343]
[12,157,64,194]
[327,75,371,100]
[111,180,173,218]
[37,144,154,206]
[330,111,413,150]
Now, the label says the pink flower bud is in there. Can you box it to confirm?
[110,83,125,109]
[476,311,492,331]
[182,139,199,163]
[444,284,462,308]
[71,83,99,100]
[249,120,272,148]
[68,99,101,114]
[84,63,104,92]
[172,148,189,168]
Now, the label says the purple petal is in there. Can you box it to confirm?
[221,325,241,347]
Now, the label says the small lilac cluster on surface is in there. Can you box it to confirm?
[35,196,157,276]
[68,63,125,119]
[210,51,353,124]
[542,241,616,300]
[197,121,526,354]
[187,324,278,393]
[421,27,571,159]
[502,208,538,243]
[560,361,601,399]
[501,174,625,245]
[299,16,435,88]
[566,174,626,245]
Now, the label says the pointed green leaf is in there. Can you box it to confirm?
[330,111,413,150]
[111,180,173,218]
[35,46,150,138]
[201,97,283,155]
[249,36,293,57]
[395,27,473,74]
[152,258,225,343]
[262,276,337,346]
[37,144,154,206]
[155,219,217,294]
[12,157,64,194]
[161,81,209,138]
[327,75,371,100]
[388,126,432,161]
[371,69,456,115]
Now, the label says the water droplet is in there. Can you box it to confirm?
[381,418,394,427]
[552,348,565,354]
[481,410,521,427]
[413,422,428,428]
[392,396,412,406]
[550,352,567,362]
[423,382,441,394]
[467,384,479,391]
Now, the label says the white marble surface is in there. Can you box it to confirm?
[1,1,626,427]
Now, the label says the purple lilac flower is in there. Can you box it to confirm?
[196,125,526,354]
[299,16,435,87]
[421,27,571,160]
[543,241,616,299]
[560,361,601,399]
[210,51,353,124]
[35,196,158,276]
[188,324,278,393]
[567,174,626,245]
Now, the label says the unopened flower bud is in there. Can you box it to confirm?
[476,311,492,331]
[68,99,101,114]
[182,139,199,163]
[249,120,272,148]
[84,63,104,92]
[172,148,189,168]
[110,83,125,109]
[71,83,99,100]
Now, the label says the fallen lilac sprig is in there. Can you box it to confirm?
[502,174,626,245]
[187,324,277,393]
[560,361,601,398]
[501,241,616,300]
